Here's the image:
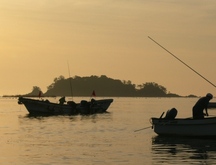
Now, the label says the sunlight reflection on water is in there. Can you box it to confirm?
[1,97,216,164]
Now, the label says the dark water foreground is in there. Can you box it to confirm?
[152,136,216,164]
[1,97,216,164]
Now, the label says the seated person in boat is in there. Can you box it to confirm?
[59,96,66,105]
[192,93,213,119]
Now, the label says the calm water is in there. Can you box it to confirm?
[1,97,216,165]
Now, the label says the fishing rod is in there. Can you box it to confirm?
[148,36,216,88]
[134,126,152,132]
[67,61,74,100]
[134,112,163,132]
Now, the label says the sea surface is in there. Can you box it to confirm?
[1,97,216,165]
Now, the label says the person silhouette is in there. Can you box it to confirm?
[192,93,213,119]
[59,96,66,105]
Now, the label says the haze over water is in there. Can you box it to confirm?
[1,97,216,164]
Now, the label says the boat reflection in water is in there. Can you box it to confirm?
[151,136,216,164]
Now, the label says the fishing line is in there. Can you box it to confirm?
[134,126,152,132]
[148,36,216,88]
[67,61,74,100]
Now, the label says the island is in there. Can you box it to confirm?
[3,75,197,97]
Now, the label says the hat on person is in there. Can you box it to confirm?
[206,93,213,99]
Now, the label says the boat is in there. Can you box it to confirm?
[151,109,216,137]
[208,102,216,108]
[18,97,113,115]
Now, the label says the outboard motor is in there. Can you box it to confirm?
[164,108,178,119]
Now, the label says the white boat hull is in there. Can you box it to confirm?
[151,117,216,137]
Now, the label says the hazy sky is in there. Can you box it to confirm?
[1,0,216,96]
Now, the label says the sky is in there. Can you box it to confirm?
[1,0,216,96]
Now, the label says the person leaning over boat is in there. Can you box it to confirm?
[192,93,213,119]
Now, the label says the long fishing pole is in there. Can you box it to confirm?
[67,61,74,100]
[134,126,152,132]
[148,36,216,88]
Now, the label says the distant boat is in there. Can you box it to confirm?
[151,109,216,137]
[18,97,113,115]
[208,102,216,108]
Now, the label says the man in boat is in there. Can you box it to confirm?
[59,96,66,105]
[192,93,213,119]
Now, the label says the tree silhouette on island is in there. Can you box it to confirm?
[5,75,197,97]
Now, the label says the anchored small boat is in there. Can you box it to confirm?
[18,97,113,115]
[208,102,216,108]
[151,109,216,137]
